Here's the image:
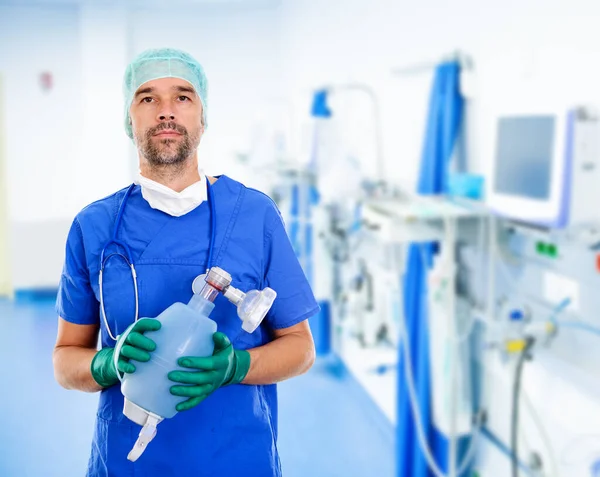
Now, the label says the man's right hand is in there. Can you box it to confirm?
[90,318,162,388]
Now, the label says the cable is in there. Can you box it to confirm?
[491,260,585,477]
[397,242,482,477]
[398,298,481,477]
[471,218,552,477]
[553,320,600,337]
[511,336,535,477]
[547,298,600,337]
[481,219,560,476]
[483,352,559,477]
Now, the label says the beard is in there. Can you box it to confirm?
[136,121,200,166]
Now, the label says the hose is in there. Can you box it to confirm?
[511,337,535,477]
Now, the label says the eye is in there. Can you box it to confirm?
[178,95,190,102]
[141,97,154,104]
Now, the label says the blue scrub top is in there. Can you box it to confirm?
[56,175,319,477]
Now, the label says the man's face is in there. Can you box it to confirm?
[129,77,204,166]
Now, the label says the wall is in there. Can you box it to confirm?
[0,5,83,290]
[0,5,85,223]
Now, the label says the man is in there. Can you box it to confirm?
[53,48,319,477]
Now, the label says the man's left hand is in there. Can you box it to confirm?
[168,332,251,412]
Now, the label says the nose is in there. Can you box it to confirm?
[157,109,175,122]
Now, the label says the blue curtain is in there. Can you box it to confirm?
[396,62,467,477]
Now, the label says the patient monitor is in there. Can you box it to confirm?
[487,106,600,232]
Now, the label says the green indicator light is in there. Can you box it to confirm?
[536,242,546,254]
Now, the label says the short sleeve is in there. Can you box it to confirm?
[55,218,100,325]
[263,206,320,329]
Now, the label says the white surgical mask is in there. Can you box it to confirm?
[135,171,207,217]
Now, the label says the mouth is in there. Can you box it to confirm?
[154,130,182,138]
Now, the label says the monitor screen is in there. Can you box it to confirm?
[493,116,556,201]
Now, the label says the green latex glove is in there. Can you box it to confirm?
[90,318,162,388]
[168,332,251,412]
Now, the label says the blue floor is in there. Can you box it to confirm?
[0,298,395,477]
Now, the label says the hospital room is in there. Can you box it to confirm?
[2,0,600,476]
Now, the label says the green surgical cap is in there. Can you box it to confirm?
[123,48,208,139]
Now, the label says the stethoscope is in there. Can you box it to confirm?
[99,179,216,342]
